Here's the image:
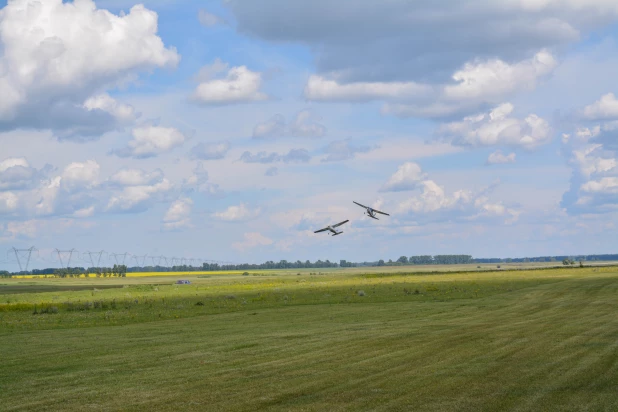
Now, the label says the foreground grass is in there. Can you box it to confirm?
[1,267,618,411]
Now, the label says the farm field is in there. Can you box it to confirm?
[1,265,618,411]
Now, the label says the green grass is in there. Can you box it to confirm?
[1,266,618,411]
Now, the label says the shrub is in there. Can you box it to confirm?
[195,301,205,306]
[242,272,249,276]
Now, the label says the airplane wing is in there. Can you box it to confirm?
[332,219,349,228]
[373,209,390,216]
[314,227,329,233]
[353,201,368,209]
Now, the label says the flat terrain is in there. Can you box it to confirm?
[1,265,617,411]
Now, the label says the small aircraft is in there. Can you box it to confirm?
[353,201,390,220]
[314,220,349,236]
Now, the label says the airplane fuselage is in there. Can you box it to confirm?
[365,208,379,220]
[328,226,343,235]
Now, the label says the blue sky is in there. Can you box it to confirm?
[1,0,618,271]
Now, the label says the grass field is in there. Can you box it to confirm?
[1,265,618,411]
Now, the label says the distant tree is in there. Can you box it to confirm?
[397,256,409,264]
[377,259,385,267]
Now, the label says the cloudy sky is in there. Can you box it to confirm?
[1,0,618,270]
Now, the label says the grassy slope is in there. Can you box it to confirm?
[1,268,618,411]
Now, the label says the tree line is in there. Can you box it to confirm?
[3,254,618,277]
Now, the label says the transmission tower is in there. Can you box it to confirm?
[110,253,128,265]
[132,254,148,267]
[84,251,105,268]
[10,247,37,272]
[55,249,76,269]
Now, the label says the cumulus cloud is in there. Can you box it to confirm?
[82,93,139,125]
[190,141,230,160]
[162,197,193,231]
[106,179,173,213]
[0,192,19,214]
[239,149,311,164]
[213,203,261,221]
[398,179,520,224]
[191,61,269,105]
[486,150,517,165]
[581,93,618,121]
[307,51,557,119]
[381,162,427,192]
[561,118,618,214]
[232,232,274,251]
[436,103,552,150]
[321,139,375,162]
[181,162,225,198]
[225,0,610,86]
[0,0,179,137]
[0,157,53,190]
[108,168,164,187]
[253,110,327,139]
[27,160,100,217]
[112,126,186,159]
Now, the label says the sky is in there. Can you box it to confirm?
[1,0,618,270]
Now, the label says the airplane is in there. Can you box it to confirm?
[314,220,349,236]
[353,201,390,220]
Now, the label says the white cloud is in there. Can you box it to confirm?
[198,9,222,27]
[239,149,311,164]
[0,157,44,190]
[253,110,326,139]
[437,103,552,150]
[190,141,230,160]
[381,162,427,192]
[321,139,374,162]
[0,0,179,136]
[0,157,28,172]
[398,179,520,224]
[213,203,260,221]
[443,50,557,102]
[232,232,273,251]
[182,162,225,198]
[106,179,173,213]
[108,168,164,187]
[0,192,19,214]
[572,145,616,177]
[580,177,618,194]
[486,150,517,165]
[304,76,431,102]
[113,126,186,158]
[61,160,100,191]
[83,93,139,124]
[305,50,557,118]
[581,93,618,120]
[162,197,193,230]
[73,206,95,218]
[191,63,269,105]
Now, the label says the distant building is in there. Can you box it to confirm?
[176,280,191,284]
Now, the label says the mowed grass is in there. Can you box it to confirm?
[1,266,618,411]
